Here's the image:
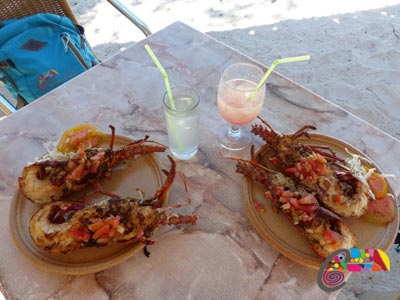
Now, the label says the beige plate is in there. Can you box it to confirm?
[9,135,164,275]
[242,133,398,269]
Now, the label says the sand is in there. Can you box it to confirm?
[1,1,399,299]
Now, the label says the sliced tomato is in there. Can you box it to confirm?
[363,194,395,224]
[367,172,388,199]
[57,124,105,153]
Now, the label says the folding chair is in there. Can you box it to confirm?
[0,0,151,115]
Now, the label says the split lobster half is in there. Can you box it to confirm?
[19,125,167,204]
[233,154,356,259]
[29,156,198,254]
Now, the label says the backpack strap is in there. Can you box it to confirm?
[0,59,14,68]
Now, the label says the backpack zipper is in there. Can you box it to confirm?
[61,34,90,70]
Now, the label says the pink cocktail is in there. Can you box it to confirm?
[217,63,266,150]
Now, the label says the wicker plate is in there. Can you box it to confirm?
[242,133,398,269]
[9,135,164,275]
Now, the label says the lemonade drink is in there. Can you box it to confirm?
[217,79,264,126]
[163,86,200,160]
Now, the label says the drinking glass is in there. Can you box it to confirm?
[217,63,266,150]
[163,85,200,160]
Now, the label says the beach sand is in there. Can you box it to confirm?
[1,1,399,299]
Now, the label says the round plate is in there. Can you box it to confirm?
[242,133,399,269]
[9,135,164,275]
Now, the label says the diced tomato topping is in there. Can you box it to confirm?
[254,201,265,212]
[284,167,298,175]
[88,221,105,232]
[315,153,327,164]
[92,224,111,239]
[289,198,316,213]
[282,190,292,198]
[298,194,318,205]
[298,212,315,222]
[332,194,343,204]
[90,216,121,239]
[275,186,284,196]
[285,154,327,180]
[68,229,91,242]
[108,215,121,228]
[66,163,87,181]
[324,229,341,245]
[264,191,272,199]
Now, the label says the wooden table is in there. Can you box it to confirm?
[0,21,399,300]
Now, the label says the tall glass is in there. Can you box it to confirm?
[217,63,266,150]
[163,85,200,160]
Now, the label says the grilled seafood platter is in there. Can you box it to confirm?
[233,116,397,263]
[12,124,198,274]
[19,124,167,204]
[29,156,198,254]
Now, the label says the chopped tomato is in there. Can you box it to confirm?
[275,186,284,196]
[66,162,87,181]
[254,201,265,212]
[324,229,341,245]
[298,194,318,205]
[315,153,327,164]
[88,221,105,232]
[332,195,343,204]
[367,172,388,199]
[90,216,121,239]
[281,190,293,198]
[264,191,272,199]
[68,229,91,242]
[92,224,111,239]
[289,198,316,213]
[108,215,121,228]
[284,167,298,175]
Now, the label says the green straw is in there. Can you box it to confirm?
[144,44,176,110]
[144,44,183,152]
[248,55,310,100]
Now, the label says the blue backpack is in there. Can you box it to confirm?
[0,13,99,103]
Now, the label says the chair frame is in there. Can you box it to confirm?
[0,0,151,115]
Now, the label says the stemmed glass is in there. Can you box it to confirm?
[217,63,266,150]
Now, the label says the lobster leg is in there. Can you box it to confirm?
[291,124,316,139]
[108,125,116,150]
[141,155,176,208]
